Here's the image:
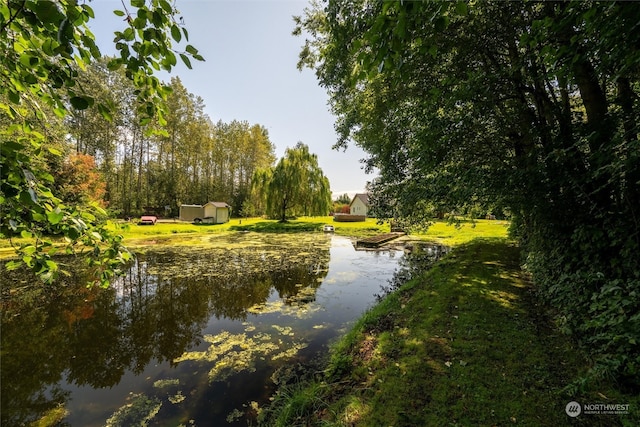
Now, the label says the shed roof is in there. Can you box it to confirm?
[350,193,369,207]
[204,201,230,208]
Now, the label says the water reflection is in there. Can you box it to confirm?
[0,233,442,426]
[376,241,449,300]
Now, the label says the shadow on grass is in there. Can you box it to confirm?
[262,238,640,426]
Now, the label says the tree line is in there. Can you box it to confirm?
[66,60,277,217]
[295,1,639,386]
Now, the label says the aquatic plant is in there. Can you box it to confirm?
[247,297,323,319]
[174,328,308,382]
[168,391,186,404]
[152,378,179,389]
[105,393,162,427]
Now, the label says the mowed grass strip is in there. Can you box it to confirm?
[264,239,639,426]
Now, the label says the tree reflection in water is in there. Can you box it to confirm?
[0,233,411,426]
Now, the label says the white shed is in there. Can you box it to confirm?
[203,202,231,224]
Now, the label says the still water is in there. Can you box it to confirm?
[1,233,443,426]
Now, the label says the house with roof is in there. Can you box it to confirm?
[349,193,370,217]
[179,202,231,224]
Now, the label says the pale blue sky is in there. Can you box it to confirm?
[89,0,372,198]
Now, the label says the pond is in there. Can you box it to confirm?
[1,233,446,426]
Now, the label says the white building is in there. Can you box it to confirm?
[349,193,369,217]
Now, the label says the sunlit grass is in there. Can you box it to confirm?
[116,216,510,246]
[0,216,510,259]
[414,218,511,245]
[262,239,640,425]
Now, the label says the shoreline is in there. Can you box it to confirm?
[261,239,639,426]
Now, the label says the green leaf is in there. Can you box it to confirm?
[185,44,198,55]
[171,24,181,42]
[162,51,177,69]
[123,27,135,41]
[455,2,468,16]
[90,202,108,216]
[0,3,9,21]
[47,146,63,156]
[98,103,113,122]
[434,16,449,32]
[30,0,63,22]
[137,8,148,22]
[160,0,173,13]
[8,90,20,104]
[47,210,65,225]
[22,245,37,256]
[40,172,55,182]
[5,261,22,271]
[19,54,38,67]
[81,211,96,221]
[113,9,126,17]
[70,96,91,110]
[180,53,192,69]
[82,4,95,19]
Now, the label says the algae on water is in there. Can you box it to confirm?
[105,393,162,427]
[174,328,308,382]
[153,378,180,389]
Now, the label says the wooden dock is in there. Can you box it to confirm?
[356,232,405,248]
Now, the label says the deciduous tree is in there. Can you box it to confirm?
[253,143,331,222]
[295,0,640,384]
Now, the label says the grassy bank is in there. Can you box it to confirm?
[263,239,639,426]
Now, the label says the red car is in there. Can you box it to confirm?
[139,215,157,225]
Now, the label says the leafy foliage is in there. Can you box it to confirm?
[53,152,107,207]
[295,1,640,384]
[1,0,203,284]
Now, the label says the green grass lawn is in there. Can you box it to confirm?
[116,216,386,238]
[0,216,508,259]
[116,216,509,244]
[262,239,639,426]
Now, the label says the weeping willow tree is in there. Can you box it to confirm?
[251,142,331,222]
